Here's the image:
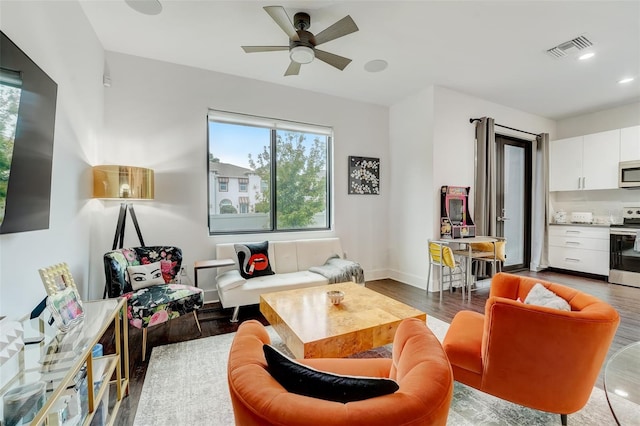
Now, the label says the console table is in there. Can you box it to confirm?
[193,258,235,288]
[0,298,129,425]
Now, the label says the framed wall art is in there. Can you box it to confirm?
[348,156,380,195]
[39,263,84,333]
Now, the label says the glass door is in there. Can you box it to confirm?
[496,135,531,270]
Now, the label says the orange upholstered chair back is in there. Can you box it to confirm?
[479,273,619,414]
[227,319,453,426]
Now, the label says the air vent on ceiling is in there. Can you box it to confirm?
[546,35,593,58]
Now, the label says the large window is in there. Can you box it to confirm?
[207,110,331,234]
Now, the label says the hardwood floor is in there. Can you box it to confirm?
[112,270,640,425]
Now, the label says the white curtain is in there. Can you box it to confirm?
[474,117,496,236]
[475,118,549,272]
[530,133,549,271]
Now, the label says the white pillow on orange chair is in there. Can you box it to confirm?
[524,283,571,311]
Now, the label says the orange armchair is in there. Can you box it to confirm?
[227,318,453,426]
[443,272,619,425]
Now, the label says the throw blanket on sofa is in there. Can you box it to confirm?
[309,254,365,284]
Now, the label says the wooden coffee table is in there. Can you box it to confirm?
[260,282,426,359]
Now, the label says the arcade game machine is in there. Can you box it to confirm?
[440,186,476,238]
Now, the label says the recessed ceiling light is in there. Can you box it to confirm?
[618,77,635,84]
[125,0,162,16]
[364,60,388,73]
[578,52,595,60]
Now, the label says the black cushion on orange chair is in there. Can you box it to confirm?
[263,344,399,403]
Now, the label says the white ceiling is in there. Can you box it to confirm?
[79,0,640,120]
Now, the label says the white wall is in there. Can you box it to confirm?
[556,102,640,139]
[93,51,389,301]
[388,87,434,287]
[389,86,556,291]
[0,1,104,319]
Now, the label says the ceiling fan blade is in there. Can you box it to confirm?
[284,61,301,76]
[314,15,358,46]
[242,46,289,53]
[264,6,300,41]
[314,49,352,71]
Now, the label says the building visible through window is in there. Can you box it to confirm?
[207,110,332,234]
[239,178,248,192]
[218,177,229,192]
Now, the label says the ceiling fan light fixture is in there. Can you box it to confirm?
[290,46,315,64]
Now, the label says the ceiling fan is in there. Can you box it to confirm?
[242,6,359,76]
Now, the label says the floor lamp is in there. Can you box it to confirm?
[93,165,155,297]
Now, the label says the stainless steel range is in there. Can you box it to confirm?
[609,207,640,288]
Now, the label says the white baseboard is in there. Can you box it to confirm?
[387,269,427,290]
[364,268,390,281]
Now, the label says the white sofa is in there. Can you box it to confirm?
[216,238,344,322]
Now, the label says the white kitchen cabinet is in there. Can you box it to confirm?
[583,129,620,189]
[548,225,609,275]
[620,125,640,161]
[549,129,620,191]
[549,136,583,191]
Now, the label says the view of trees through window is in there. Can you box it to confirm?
[0,81,22,226]
[207,112,331,234]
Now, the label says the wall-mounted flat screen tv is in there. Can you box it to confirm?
[0,31,57,234]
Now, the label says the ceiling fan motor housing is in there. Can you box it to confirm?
[293,12,311,31]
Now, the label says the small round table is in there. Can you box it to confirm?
[603,341,640,425]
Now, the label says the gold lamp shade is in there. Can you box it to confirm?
[92,165,154,200]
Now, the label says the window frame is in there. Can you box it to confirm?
[238,178,248,192]
[207,110,333,235]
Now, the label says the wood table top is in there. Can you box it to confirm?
[260,282,426,358]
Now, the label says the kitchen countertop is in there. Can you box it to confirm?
[549,222,612,228]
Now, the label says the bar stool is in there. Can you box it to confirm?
[470,237,507,282]
[427,240,467,301]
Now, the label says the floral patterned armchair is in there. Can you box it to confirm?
[103,246,204,361]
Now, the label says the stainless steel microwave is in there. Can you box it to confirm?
[619,160,640,188]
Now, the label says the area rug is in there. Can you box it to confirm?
[134,316,623,425]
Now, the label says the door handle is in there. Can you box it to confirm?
[497,217,510,221]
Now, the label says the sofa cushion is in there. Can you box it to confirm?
[271,241,298,274]
[263,344,399,403]
[216,270,246,292]
[218,271,329,308]
[296,238,343,271]
[127,261,165,290]
[235,241,275,279]
[524,283,571,311]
